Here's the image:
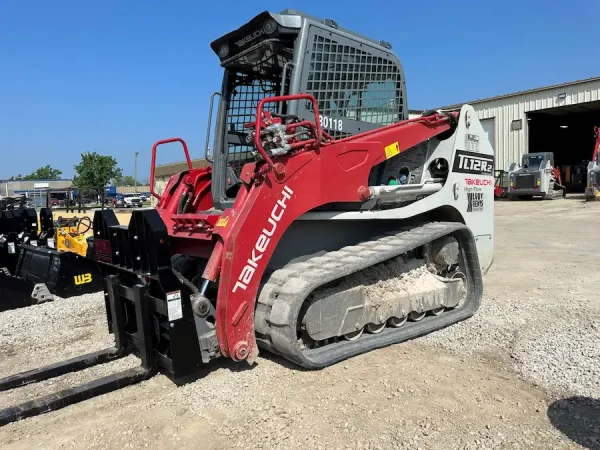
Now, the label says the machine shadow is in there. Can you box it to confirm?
[171,348,312,387]
[547,396,600,450]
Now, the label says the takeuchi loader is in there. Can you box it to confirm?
[507,152,566,200]
[0,9,494,425]
[585,126,600,201]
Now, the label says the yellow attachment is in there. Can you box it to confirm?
[54,216,92,257]
[56,227,88,257]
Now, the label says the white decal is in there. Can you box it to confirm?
[232,186,294,293]
[319,115,343,132]
[167,290,183,321]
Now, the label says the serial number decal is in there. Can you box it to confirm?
[319,115,344,131]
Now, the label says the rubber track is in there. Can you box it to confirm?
[255,221,483,369]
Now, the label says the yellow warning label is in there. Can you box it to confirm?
[384,141,400,159]
[216,216,229,227]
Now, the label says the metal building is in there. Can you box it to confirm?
[0,179,73,207]
[439,76,600,192]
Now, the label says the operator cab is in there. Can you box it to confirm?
[207,9,408,209]
[521,152,553,171]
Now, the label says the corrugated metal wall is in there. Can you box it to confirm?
[470,78,600,171]
[116,185,151,194]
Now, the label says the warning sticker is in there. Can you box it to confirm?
[30,240,38,247]
[47,238,55,248]
[384,141,400,159]
[166,290,183,321]
[8,243,15,254]
[216,216,229,227]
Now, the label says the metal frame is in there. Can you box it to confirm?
[0,282,156,426]
[207,9,408,210]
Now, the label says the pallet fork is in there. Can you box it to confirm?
[0,209,203,426]
[0,282,156,425]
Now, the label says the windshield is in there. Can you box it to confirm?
[523,155,544,169]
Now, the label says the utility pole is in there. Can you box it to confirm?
[134,151,139,193]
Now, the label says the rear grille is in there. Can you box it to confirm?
[515,174,535,189]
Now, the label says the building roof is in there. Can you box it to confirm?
[439,75,600,110]
[0,178,72,183]
[154,151,255,178]
[154,158,211,178]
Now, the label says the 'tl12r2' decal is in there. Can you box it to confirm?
[453,150,494,175]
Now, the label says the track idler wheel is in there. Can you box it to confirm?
[365,322,386,334]
[430,307,445,316]
[387,316,408,328]
[408,311,426,322]
[343,328,364,341]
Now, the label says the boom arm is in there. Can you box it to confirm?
[199,94,458,361]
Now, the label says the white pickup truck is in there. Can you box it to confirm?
[116,193,144,208]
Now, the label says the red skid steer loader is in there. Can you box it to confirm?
[0,9,494,425]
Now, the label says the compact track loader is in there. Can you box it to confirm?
[507,152,566,200]
[0,9,494,425]
[585,126,600,201]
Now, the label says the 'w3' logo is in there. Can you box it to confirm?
[74,273,93,285]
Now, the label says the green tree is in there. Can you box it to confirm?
[112,175,137,186]
[23,165,63,180]
[73,152,122,200]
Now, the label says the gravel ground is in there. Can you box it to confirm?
[422,195,600,400]
[0,195,598,449]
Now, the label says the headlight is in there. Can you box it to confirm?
[218,44,230,58]
[262,18,278,35]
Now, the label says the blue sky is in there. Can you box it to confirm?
[1,0,598,181]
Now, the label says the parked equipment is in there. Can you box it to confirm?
[494,170,507,199]
[507,152,566,200]
[0,9,494,426]
[0,196,39,275]
[0,208,102,313]
[54,215,94,258]
[585,127,600,201]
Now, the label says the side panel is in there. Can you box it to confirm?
[300,105,495,275]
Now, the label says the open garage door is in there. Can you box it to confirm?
[527,100,600,192]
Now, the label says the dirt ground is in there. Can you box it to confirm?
[1,195,599,449]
